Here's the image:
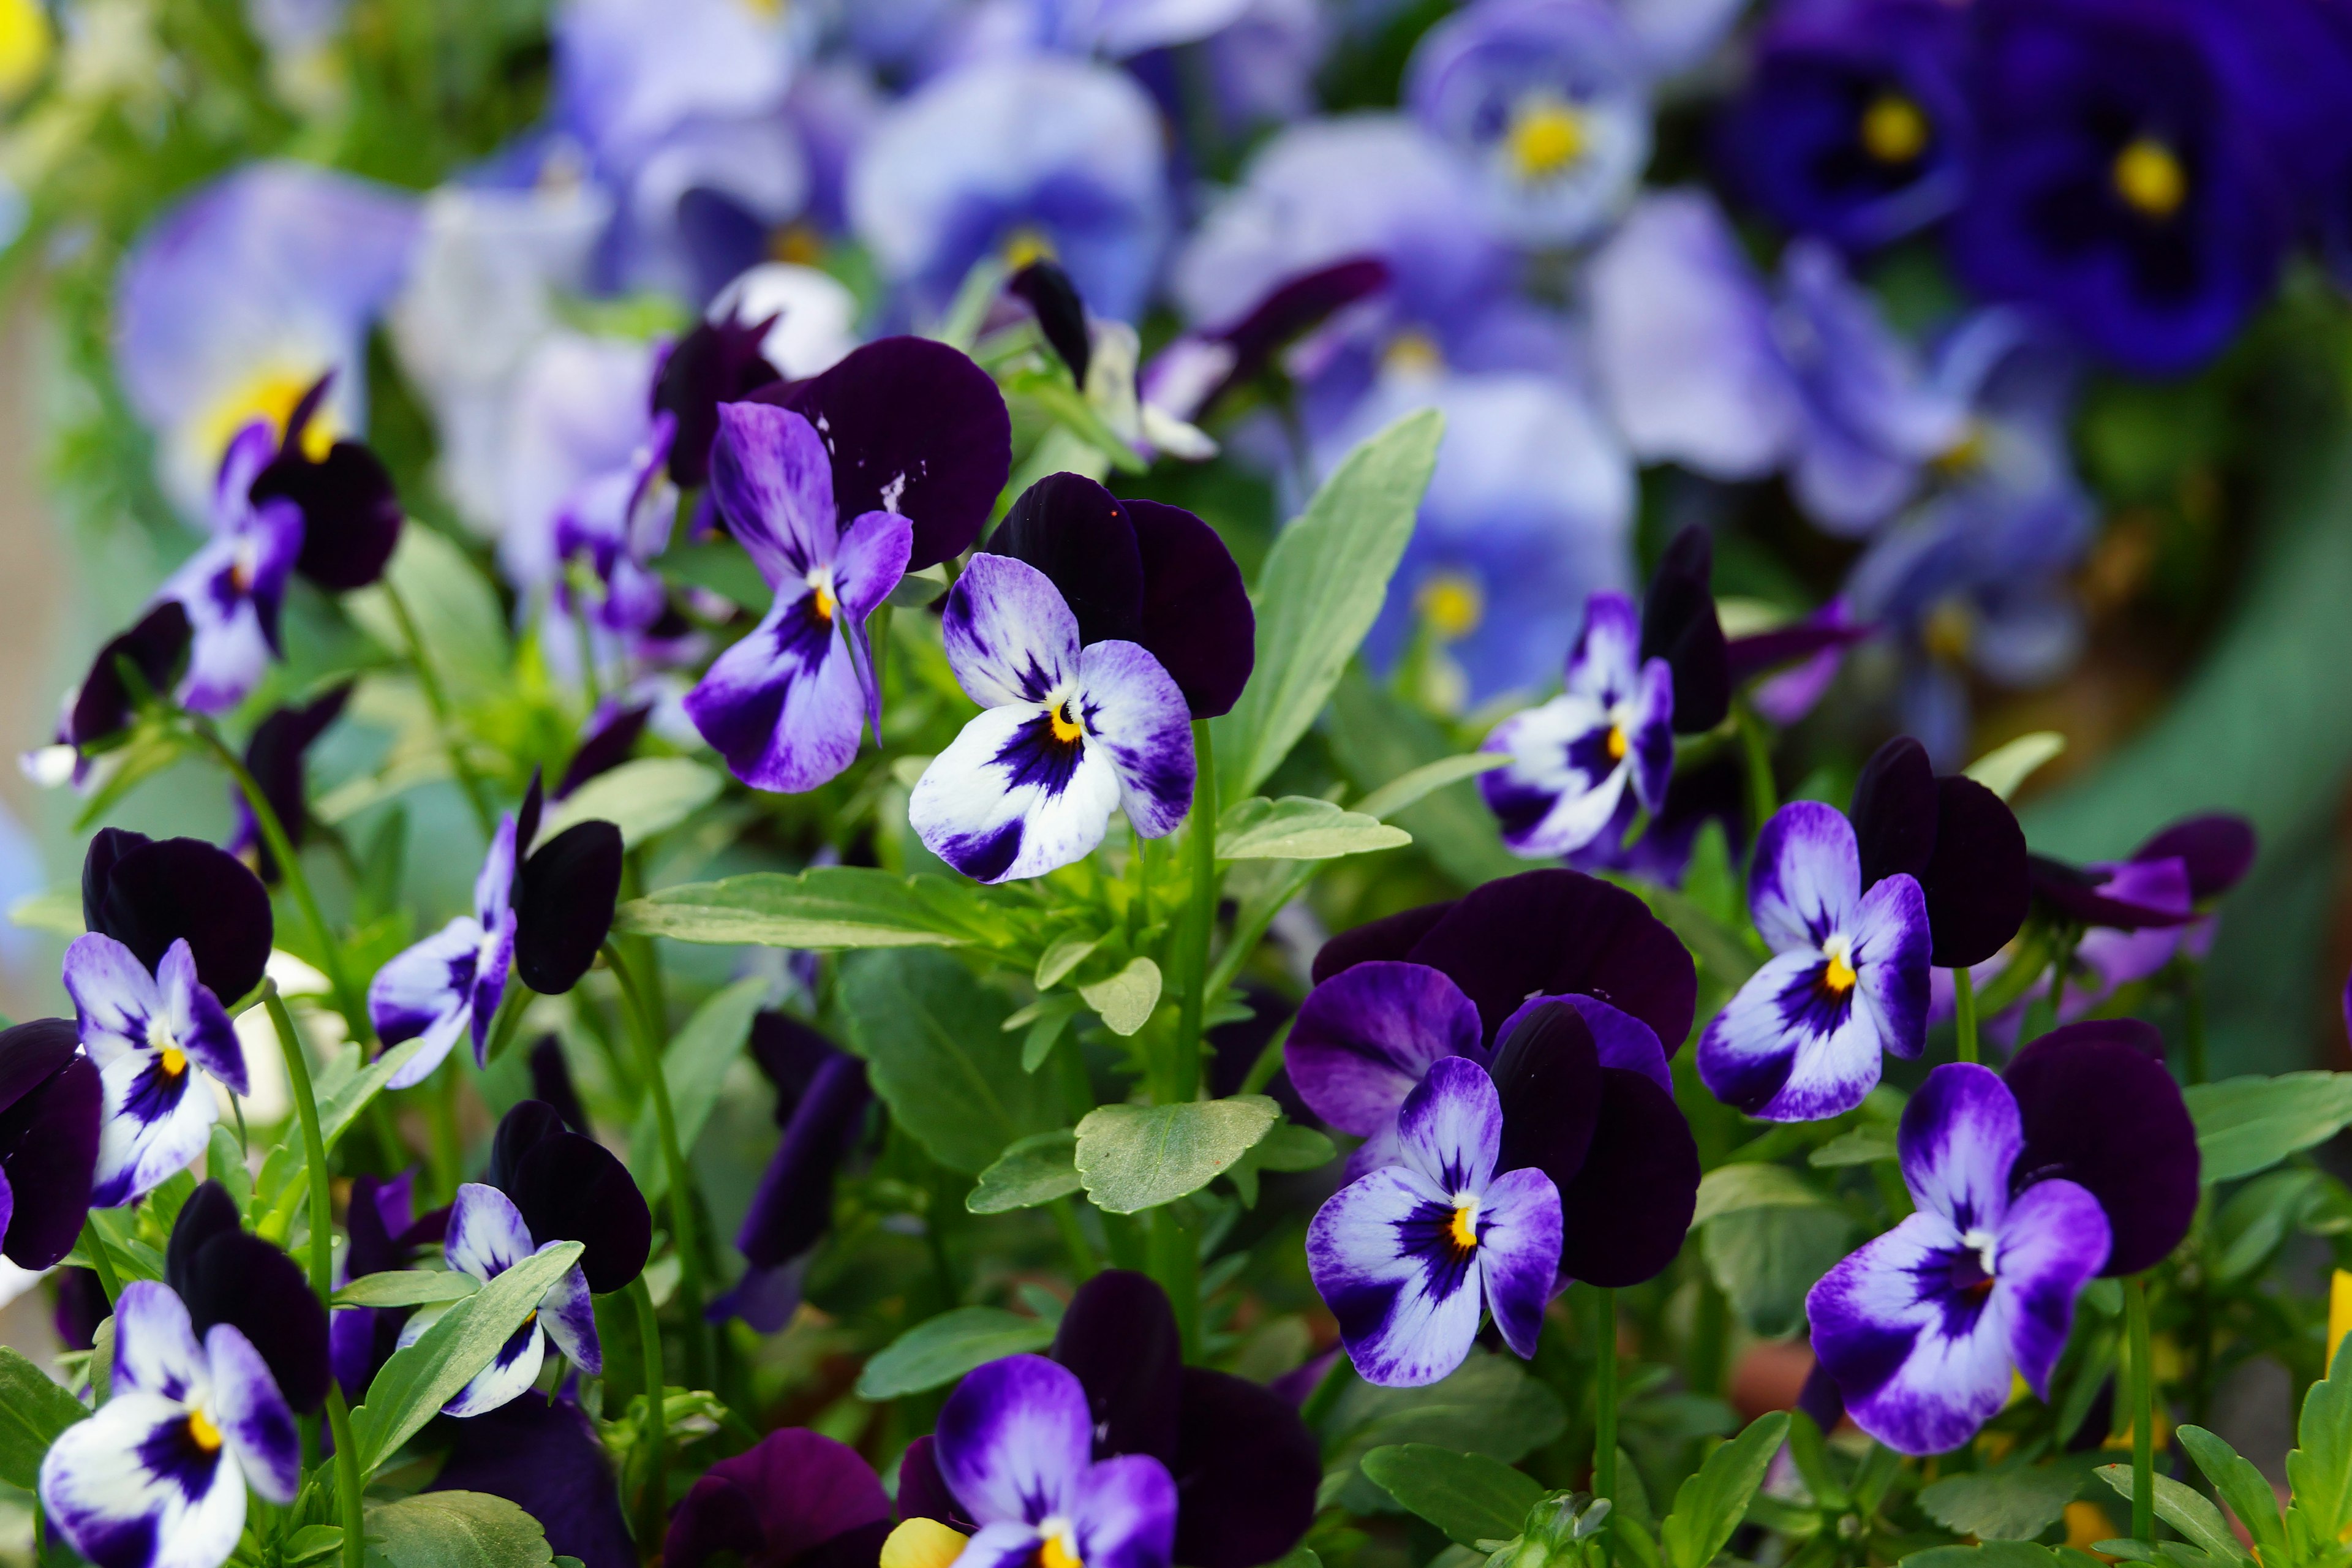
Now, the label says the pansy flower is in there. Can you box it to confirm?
[244,373,405,592]
[24,602,191,788]
[651,307,783,488]
[157,421,307,715]
[429,1391,638,1568]
[66,933,247,1210]
[1308,1058,1565,1387]
[1480,590,1673,858]
[83,829,275,1006]
[910,553,1194,884]
[1849,736,2030,970]
[2004,1020,2199,1276]
[1806,1062,2110,1455]
[330,1170,448,1405]
[555,700,652,799]
[1697,802,1931,1121]
[485,1099,652,1295]
[397,1182,600,1417]
[166,1182,332,1414]
[229,683,352,883]
[714,1012,872,1330]
[0,1020,102,1271]
[39,1281,300,1568]
[554,410,679,637]
[925,1354,1178,1568]
[368,807,521,1087]
[1004,263,1218,465]
[1138,258,1390,433]
[667,1427,893,1568]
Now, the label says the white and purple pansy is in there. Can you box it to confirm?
[931,1353,1178,1568]
[39,1280,298,1568]
[1306,1058,1565,1388]
[64,933,247,1210]
[1806,1063,2111,1456]
[1697,801,1931,1122]
[910,555,1194,885]
[397,1183,600,1418]
[158,421,306,715]
[366,809,521,1088]
[682,401,913,794]
[1480,590,1675,858]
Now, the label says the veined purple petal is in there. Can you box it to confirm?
[64,932,165,1067]
[474,814,521,930]
[1852,873,1931,1062]
[1697,948,1885,1122]
[960,1521,1052,1568]
[1479,692,1635,858]
[911,703,1123,884]
[1994,1178,2109,1397]
[1127,500,1254,721]
[736,1052,869,1272]
[2133,814,2255,902]
[113,1280,208,1402]
[935,1354,1094,1528]
[214,424,279,527]
[443,1314,546,1418]
[1069,1452,1178,1568]
[0,1043,100,1269]
[1898,1064,2021,1237]
[710,401,840,587]
[1485,1002,1602,1203]
[92,1047,219,1210]
[685,579,873,793]
[157,941,246,1095]
[447,1183,535,1283]
[1476,1168,1564,1358]
[1498,995,1671,1095]
[1287,962,1482,1142]
[1556,1067,1699,1288]
[369,916,484,1088]
[1050,1270,1182,1466]
[1751,802,1864,954]
[2006,1021,2197,1276]
[431,1392,638,1568]
[834,509,916,625]
[535,1259,601,1374]
[993,473,1146,649]
[1626,659,1675,813]
[1806,1210,2010,1456]
[467,922,515,1069]
[1395,1058,1503,1196]
[39,1388,247,1568]
[1307,1162,1484,1388]
[1169,1368,1319,1568]
[1075,641,1195,840]
[943,556,1082,709]
[1566,591,1644,704]
[2028,854,2196,931]
[667,1428,892,1568]
[1638,525,1730,734]
[205,1323,300,1503]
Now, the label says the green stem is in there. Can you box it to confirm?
[324,1386,366,1568]
[264,982,335,1300]
[2182,962,2208,1085]
[628,1274,669,1553]
[1734,702,1777,857]
[1170,720,1219,1106]
[191,720,371,1046]
[1594,1287,1619,1559]
[78,1216,121,1306]
[1147,1207,1200,1361]
[1689,1276,1727,1397]
[1048,1199,1098,1283]
[605,941,709,1387]
[1953,967,1979,1065]
[1298,1352,1354,1432]
[380,577,497,839]
[2126,1275,2155,1541]
[424,1063,463,1204]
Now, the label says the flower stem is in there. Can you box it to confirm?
[1170,720,1219,1106]
[1953,967,1979,1065]
[1594,1287,1619,1560]
[604,940,709,1389]
[2182,961,2207,1085]
[627,1273,669,1554]
[77,1216,121,1306]
[1734,701,1777,846]
[1147,1206,1199,1361]
[379,576,497,839]
[323,1386,366,1568]
[1047,1199,1098,1283]
[2125,1275,2155,1540]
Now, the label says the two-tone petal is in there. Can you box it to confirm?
[1286,961,1483,1176]
[67,936,241,1209]
[423,1185,601,1417]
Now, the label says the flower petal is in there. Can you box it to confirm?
[112,1280,208,1402]
[430,1392,639,1568]
[63,933,164,1066]
[1169,1368,1318,1568]
[157,942,246,1095]
[1310,903,1458,983]
[669,1427,891,1568]
[1626,659,1675,813]
[66,603,191,750]
[1069,1453,1178,1568]
[39,1389,246,1568]
[1749,802,1863,954]
[446,1183,536,1283]
[2133,814,2256,902]
[1128,500,1254,720]
[992,473,1145,648]
[1049,1270,1181,1466]
[368,918,480,1087]
[709,401,839,587]
[735,1053,869,1272]
[1475,1168,1564,1359]
[1485,1002,1601,1201]
[1074,641,1194,840]
[1395,1058,1502,1195]
[1806,1210,2009,1456]
[443,1317,545,1418]
[910,705,1122,884]
[205,1324,299,1503]
[1994,1178,2110,1396]
[1565,592,1644,704]
[1638,525,1729,733]
[1556,1067,1701,1289]
[1898,1064,2021,1237]
[510,1128,653,1296]
[954,1521,1047,1568]
[2006,1021,2196,1276]
[253,438,403,593]
[1479,693,1634,858]
[1287,962,1483,1140]
[1697,948,1884,1121]
[181,1231,330,1415]
[0,1048,100,1270]
[1851,872,1931,1061]
[1499,995,1671,1095]
[1307,1163,1483,1388]
[535,1257,601,1375]
[942,555,1082,709]
[834,508,916,623]
[935,1354,1095,1528]
[93,1050,217,1210]
[1918,777,2029,969]
[516,823,624,995]
[685,584,870,793]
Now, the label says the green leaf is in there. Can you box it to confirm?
[1321,1352,1567,1515]
[1690,1164,1833,1228]
[1810,1129,1898,1167]
[1901,1546,2071,1568]
[968,1131,1083,1213]
[841,949,1055,1175]
[1701,1207,1852,1338]
[1352,754,1513,821]
[351,1241,586,1474]
[1964,733,2067,802]
[615,866,1019,950]
[2288,1333,2352,1542]
[363,1490,554,1567]
[854,1307,1058,1399]
[333,1271,482,1308]
[1253,1123,1338,1171]
[1216,797,1413,861]
[2097,1466,2251,1565]
[1325,669,1521,889]
[284,1526,345,1564]
[1035,933,1101,990]
[1918,1465,2086,1541]
[6,886,82,936]
[1078,957,1163,1037]
[2212,1168,2322,1283]
[2176,1426,2286,1568]
[1359,1446,1544,1547]
[2184,1073,2352,1182]
[660,541,769,611]
[1075,1096,1280,1214]
[347,527,509,699]
[631,976,767,1202]
[0,1347,86,1488]
[1659,1411,1789,1568]
[1213,409,1444,801]
[538,758,722,848]
[279,1038,430,1199]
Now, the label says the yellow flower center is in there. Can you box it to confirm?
[1822,949,1858,995]
[1038,1521,1084,1568]
[881,1519,970,1568]
[1003,226,1058,270]
[771,222,825,266]
[1605,725,1628,763]
[1381,330,1445,380]
[0,0,51,100]
[738,0,786,17]
[1415,571,1484,641]
[809,571,837,623]
[147,1016,187,1077]
[2113,137,2187,219]
[1923,598,1975,664]
[195,366,336,471]
[187,1408,223,1453]
[1049,700,1085,745]
[1507,97,1587,181]
[1933,420,1989,477]
[1448,1201,1480,1252]
[1860,93,1929,164]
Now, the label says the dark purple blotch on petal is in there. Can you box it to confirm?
[0,1020,99,1269]
[665,1427,893,1568]
[994,473,1144,647]
[238,684,352,882]
[528,1035,593,1136]
[1009,260,1092,390]
[67,601,190,749]
[777,337,1012,571]
[251,434,404,592]
[1127,499,1254,720]
[656,312,785,489]
[894,1436,973,1531]
[168,1184,331,1414]
[83,830,274,1004]
[1797,1360,1846,1436]
[1488,1002,1602,1201]
[491,1100,653,1294]
[1051,1269,1182,1464]
[1555,1067,1701,1287]
[2006,1020,2198,1276]
[2134,815,2256,903]
[1852,739,1938,890]
[1174,1366,1321,1568]
[1311,902,1456,985]
[2029,856,2196,930]
[515,821,624,995]
[1639,526,1729,735]
[556,703,652,799]
[430,1390,638,1568]
[750,1011,843,1113]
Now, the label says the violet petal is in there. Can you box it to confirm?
[2005,1020,2198,1276]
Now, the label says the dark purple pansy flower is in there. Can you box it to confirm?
[0,1020,100,1270]
[1724,599,1874,724]
[1567,755,1749,889]
[431,1390,638,1568]
[1640,525,1730,736]
[486,1099,652,1295]
[654,309,785,488]
[514,817,625,996]
[1807,1063,2109,1454]
[159,421,307,714]
[167,1180,332,1414]
[713,1012,872,1332]
[84,828,274,1005]
[1139,257,1393,428]
[1048,1272,1319,1568]
[31,601,191,781]
[666,1426,893,1568]
[248,375,404,592]
[1849,736,2029,968]
[2004,1019,2198,1275]
[527,1035,594,1136]
[2007,814,2252,1020]
[330,1170,446,1404]
[555,701,652,799]
[1009,260,1094,390]
[990,472,1256,720]
[230,683,352,883]
[1717,0,1973,251]
[2133,813,2256,903]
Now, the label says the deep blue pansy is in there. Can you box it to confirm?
[367,802,522,1086]
[158,422,307,715]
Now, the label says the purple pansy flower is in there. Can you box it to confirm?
[1307,1058,1564,1387]
[554,409,680,638]
[24,603,193,788]
[1849,736,2030,970]
[83,830,276,1006]
[157,422,307,715]
[2004,1020,2198,1277]
[931,1354,1178,1568]
[683,401,912,793]
[666,1427,893,1568]
[556,700,652,799]
[165,1183,332,1415]
[486,1099,652,1297]
[1806,1062,2111,1455]
[429,1391,638,1568]
[38,1281,300,1568]
[396,1182,600,1417]
[366,807,521,1087]
[1480,590,1673,858]
[245,374,405,592]
[228,683,352,883]
[66,934,247,1210]
[1697,801,1931,1121]
[0,1020,102,1271]
[330,1171,445,1406]
[714,1013,872,1331]
[911,554,1194,884]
